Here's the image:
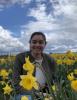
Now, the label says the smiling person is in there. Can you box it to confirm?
[12,32,56,100]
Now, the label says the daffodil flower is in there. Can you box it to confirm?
[23,56,34,74]
[3,84,13,95]
[20,74,38,90]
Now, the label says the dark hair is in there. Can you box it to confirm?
[29,32,46,44]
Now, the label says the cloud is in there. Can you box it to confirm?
[0,0,32,10]
[0,0,32,5]
[52,0,77,19]
[0,0,77,53]
[20,0,77,53]
[0,26,24,54]
[22,3,59,32]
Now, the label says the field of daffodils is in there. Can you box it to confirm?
[0,50,77,100]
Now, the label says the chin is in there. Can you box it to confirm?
[34,50,42,54]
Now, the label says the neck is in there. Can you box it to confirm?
[31,52,43,60]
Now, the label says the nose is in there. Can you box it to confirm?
[35,42,40,46]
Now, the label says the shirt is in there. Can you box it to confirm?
[34,59,46,87]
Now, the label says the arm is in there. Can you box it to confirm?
[12,53,25,94]
[48,55,57,84]
[42,54,56,93]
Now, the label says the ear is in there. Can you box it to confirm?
[45,41,47,45]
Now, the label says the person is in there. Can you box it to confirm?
[12,32,56,100]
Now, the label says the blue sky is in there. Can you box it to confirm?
[0,0,77,54]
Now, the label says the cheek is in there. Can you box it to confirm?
[30,44,45,50]
[30,45,35,49]
[35,45,45,50]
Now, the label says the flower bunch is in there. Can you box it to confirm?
[19,56,38,90]
[67,69,77,92]
[3,84,13,95]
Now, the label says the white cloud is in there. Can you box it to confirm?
[0,26,24,54]
[0,0,31,5]
[29,4,47,21]
[0,0,77,53]
[24,3,59,32]
[0,0,32,10]
[20,1,77,53]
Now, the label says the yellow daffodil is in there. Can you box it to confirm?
[0,69,9,79]
[3,84,13,95]
[71,80,77,91]
[66,50,75,59]
[21,96,28,100]
[20,74,38,90]
[0,58,6,64]
[44,97,49,100]
[56,59,62,65]
[23,56,34,74]
[74,69,77,74]
[51,84,56,91]
[8,68,13,73]
[0,81,6,85]
[67,72,74,81]
[63,59,74,65]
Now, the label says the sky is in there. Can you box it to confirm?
[0,0,77,54]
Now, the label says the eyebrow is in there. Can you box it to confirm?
[31,40,45,44]
[32,40,44,41]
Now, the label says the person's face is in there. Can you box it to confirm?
[30,35,46,54]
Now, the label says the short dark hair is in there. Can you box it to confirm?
[29,32,47,44]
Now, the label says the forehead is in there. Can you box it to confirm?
[31,35,44,41]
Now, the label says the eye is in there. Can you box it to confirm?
[39,41,44,44]
[32,41,37,44]
[31,40,45,44]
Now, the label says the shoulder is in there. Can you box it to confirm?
[43,53,53,60]
[15,51,30,64]
[43,53,56,63]
[16,52,25,58]
[16,51,29,57]
[15,51,30,60]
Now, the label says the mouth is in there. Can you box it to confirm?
[34,48,41,51]
[33,48,42,52]
[34,46,42,49]
[32,46,43,52]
